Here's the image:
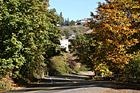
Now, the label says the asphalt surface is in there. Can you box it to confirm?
[3,75,140,93]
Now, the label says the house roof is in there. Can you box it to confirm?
[80,18,89,21]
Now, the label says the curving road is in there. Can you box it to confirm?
[3,75,140,93]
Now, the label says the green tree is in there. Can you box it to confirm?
[0,0,61,80]
[70,35,95,70]
[59,12,64,26]
[70,20,75,26]
[64,18,70,26]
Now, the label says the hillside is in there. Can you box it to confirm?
[59,25,90,38]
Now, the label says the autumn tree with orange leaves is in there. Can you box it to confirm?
[84,0,140,76]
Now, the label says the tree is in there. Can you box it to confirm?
[70,0,140,76]
[0,0,61,80]
[70,20,75,26]
[70,35,95,70]
[64,18,70,26]
[59,12,64,26]
[88,0,140,75]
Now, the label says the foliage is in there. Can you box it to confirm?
[59,12,64,26]
[74,65,80,73]
[70,34,95,70]
[60,26,89,38]
[59,12,75,26]
[88,0,140,74]
[70,20,75,26]
[120,53,140,78]
[0,80,11,91]
[95,63,112,76]
[33,73,41,80]
[67,58,76,69]
[70,0,140,77]
[0,0,61,80]
[73,64,90,73]
[79,66,90,71]
[0,76,14,91]
[48,53,72,75]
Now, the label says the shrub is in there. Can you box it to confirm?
[48,53,72,75]
[79,66,90,71]
[0,77,13,91]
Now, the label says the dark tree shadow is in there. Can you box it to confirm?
[3,75,140,93]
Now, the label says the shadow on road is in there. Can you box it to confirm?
[5,75,140,93]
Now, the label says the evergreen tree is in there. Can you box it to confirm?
[59,12,64,26]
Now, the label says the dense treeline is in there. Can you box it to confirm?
[70,0,140,77]
[0,0,61,81]
[59,12,76,26]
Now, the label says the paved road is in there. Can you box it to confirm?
[3,75,140,93]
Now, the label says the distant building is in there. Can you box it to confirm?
[57,24,60,26]
[76,18,91,25]
[68,33,76,39]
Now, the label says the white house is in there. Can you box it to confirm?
[60,39,69,51]
[76,18,91,25]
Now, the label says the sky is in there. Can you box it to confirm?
[49,0,105,21]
